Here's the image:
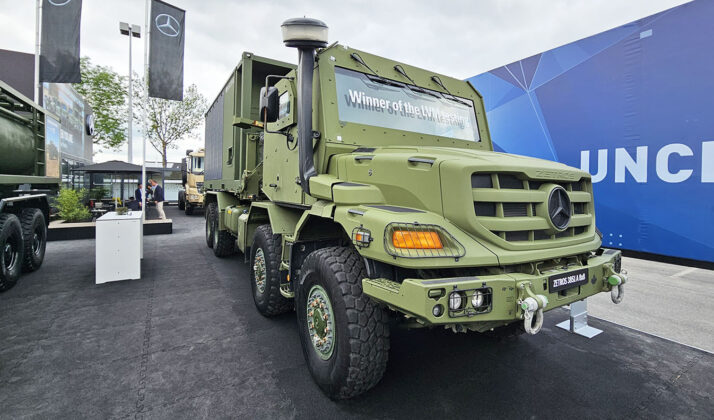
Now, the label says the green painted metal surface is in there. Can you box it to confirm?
[0,80,59,197]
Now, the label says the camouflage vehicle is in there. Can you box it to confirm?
[203,18,627,399]
[178,148,205,215]
[0,81,59,292]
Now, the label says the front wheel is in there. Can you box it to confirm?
[184,203,194,215]
[296,246,390,399]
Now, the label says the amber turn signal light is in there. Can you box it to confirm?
[392,230,443,249]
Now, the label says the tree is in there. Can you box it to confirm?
[74,57,127,148]
[133,77,207,168]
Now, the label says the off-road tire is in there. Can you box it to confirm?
[205,202,216,248]
[296,246,390,399]
[20,209,46,272]
[184,203,194,215]
[0,214,24,292]
[249,224,293,316]
[211,204,234,257]
[178,191,185,210]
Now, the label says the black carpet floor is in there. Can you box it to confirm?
[1,206,711,419]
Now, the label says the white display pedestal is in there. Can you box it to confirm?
[96,211,143,284]
[556,299,603,338]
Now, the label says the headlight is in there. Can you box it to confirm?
[472,290,485,308]
[448,292,463,310]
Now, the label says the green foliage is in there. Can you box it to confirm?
[56,188,92,223]
[74,57,127,149]
[88,187,109,200]
[133,77,207,167]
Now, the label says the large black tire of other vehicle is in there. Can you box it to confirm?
[296,246,390,400]
[0,214,24,292]
[249,224,293,317]
[205,202,216,248]
[20,208,46,272]
[211,204,234,257]
[178,191,185,210]
[184,202,193,215]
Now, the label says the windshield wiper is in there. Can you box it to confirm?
[429,75,471,106]
[350,53,406,88]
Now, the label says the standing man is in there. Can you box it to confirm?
[149,179,166,220]
[135,183,144,210]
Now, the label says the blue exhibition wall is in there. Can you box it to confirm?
[467,0,714,262]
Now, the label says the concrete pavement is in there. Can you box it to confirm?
[1,206,711,418]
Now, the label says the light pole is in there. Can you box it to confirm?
[120,22,141,163]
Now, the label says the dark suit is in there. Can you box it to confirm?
[135,188,144,207]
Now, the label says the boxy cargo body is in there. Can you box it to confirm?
[203,45,626,399]
[0,80,58,292]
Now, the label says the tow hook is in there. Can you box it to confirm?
[517,283,549,335]
[607,269,628,304]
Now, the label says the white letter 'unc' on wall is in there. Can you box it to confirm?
[580,149,607,183]
[656,143,693,183]
[615,146,648,183]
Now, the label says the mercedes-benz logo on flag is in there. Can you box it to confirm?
[48,0,73,6]
[155,13,181,37]
[547,186,571,230]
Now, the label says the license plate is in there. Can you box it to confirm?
[549,268,588,293]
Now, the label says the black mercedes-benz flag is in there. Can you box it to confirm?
[149,0,185,101]
[40,0,82,83]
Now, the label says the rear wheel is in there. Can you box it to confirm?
[250,224,293,316]
[20,209,46,272]
[205,202,216,248]
[211,204,234,257]
[296,246,390,399]
[0,214,24,292]
[178,191,185,210]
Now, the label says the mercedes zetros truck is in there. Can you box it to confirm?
[202,18,627,399]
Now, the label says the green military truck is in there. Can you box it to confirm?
[178,147,205,215]
[203,18,627,399]
[0,81,59,292]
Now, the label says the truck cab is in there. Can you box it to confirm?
[203,18,626,399]
[178,148,205,214]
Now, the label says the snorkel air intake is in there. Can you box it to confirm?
[281,17,329,195]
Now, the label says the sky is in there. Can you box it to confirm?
[1,0,692,164]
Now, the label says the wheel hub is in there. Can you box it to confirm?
[306,285,335,360]
[253,248,267,294]
[3,242,17,270]
[32,232,41,255]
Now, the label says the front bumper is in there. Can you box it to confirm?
[362,249,623,330]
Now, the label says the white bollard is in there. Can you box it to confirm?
[556,299,603,338]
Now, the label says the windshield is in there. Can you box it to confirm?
[192,156,204,173]
[335,67,480,142]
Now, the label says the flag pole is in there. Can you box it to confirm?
[34,0,41,103]
[142,0,149,225]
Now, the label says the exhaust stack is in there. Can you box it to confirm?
[281,17,328,195]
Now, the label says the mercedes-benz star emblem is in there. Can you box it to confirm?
[155,14,180,37]
[547,186,571,230]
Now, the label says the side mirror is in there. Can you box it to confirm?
[259,86,279,123]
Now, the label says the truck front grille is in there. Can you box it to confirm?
[472,172,593,243]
